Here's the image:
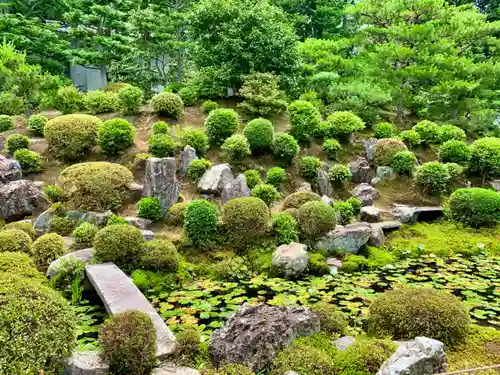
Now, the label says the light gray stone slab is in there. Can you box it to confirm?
[63,350,108,375]
[47,248,95,279]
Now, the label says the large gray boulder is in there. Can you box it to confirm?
[376,337,448,375]
[0,155,22,183]
[0,180,49,222]
[198,164,234,195]
[316,169,333,197]
[179,145,198,176]
[47,248,95,279]
[221,173,251,204]
[63,351,108,375]
[143,157,180,215]
[82,211,114,227]
[352,183,380,206]
[272,242,309,278]
[392,206,443,224]
[349,157,374,183]
[316,223,372,254]
[360,206,382,223]
[209,304,320,371]
[369,224,385,247]
[124,216,152,230]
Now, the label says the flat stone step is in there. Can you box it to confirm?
[85,263,175,359]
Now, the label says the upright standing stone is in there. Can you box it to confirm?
[316,169,333,197]
[349,156,374,183]
[0,155,22,183]
[221,173,251,204]
[352,183,381,206]
[143,157,180,215]
[0,180,49,222]
[364,138,378,163]
[198,164,234,195]
[179,146,198,176]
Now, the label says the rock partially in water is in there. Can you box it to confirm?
[316,223,372,254]
[272,242,309,278]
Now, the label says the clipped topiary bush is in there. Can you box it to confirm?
[326,111,365,140]
[346,197,361,214]
[117,85,144,115]
[2,221,36,239]
[178,86,198,106]
[83,90,118,114]
[6,133,29,154]
[14,149,43,173]
[414,162,450,194]
[48,215,75,236]
[399,129,421,147]
[0,252,44,280]
[0,114,14,132]
[136,197,163,222]
[323,138,341,160]
[104,82,131,92]
[299,156,322,182]
[98,118,135,155]
[0,229,32,254]
[45,114,102,160]
[328,164,352,185]
[469,137,500,178]
[166,202,188,226]
[272,133,300,165]
[271,212,299,245]
[205,108,239,145]
[244,118,275,152]
[412,120,439,144]
[244,169,263,189]
[288,100,321,142]
[32,232,66,272]
[238,72,287,116]
[43,184,64,203]
[203,100,219,113]
[53,85,83,114]
[99,310,156,375]
[439,140,471,164]
[148,133,176,157]
[373,138,408,166]
[107,215,128,226]
[445,162,463,181]
[140,239,179,273]
[174,327,201,365]
[221,134,251,163]
[151,92,184,118]
[438,124,466,143]
[0,93,24,115]
[374,122,396,139]
[181,128,209,154]
[282,191,321,210]
[93,224,145,269]
[184,200,219,248]
[222,197,269,241]
[0,274,76,374]
[369,287,470,346]
[252,183,280,206]
[391,150,416,175]
[447,188,500,228]
[28,114,48,135]
[333,201,354,225]
[297,201,336,239]
[72,222,99,248]
[310,302,347,334]
[152,121,170,135]
[187,158,212,182]
[267,167,286,188]
[334,338,395,374]
[59,162,133,211]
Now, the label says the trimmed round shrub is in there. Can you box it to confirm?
[178,86,198,106]
[32,233,66,272]
[48,215,75,236]
[28,114,48,135]
[203,100,219,113]
[333,201,354,225]
[205,108,239,145]
[310,302,347,334]
[414,162,450,194]
[272,133,300,165]
[0,93,24,115]
[151,92,184,118]
[152,121,170,135]
[136,197,163,222]
[14,149,43,173]
[469,137,500,178]
[181,128,209,154]
[93,224,145,269]
[326,111,365,139]
[323,138,341,160]
[391,151,416,175]
[148,133,176,157]
[439,140,471,164]
[334,338,395,374]
[369,287,470,346]
[221,134,251,163]
[438,124,466,143]
[346,197,361,214]
[222,197,269,240]
[244,169,263,189]
[3,221,36,239]
[0,252,44,280]
[244,118,275,152]
[107,215,128,226]
[187,158,212,182]
[43,184,64,203]
[412,120,439,144]
[374,122,396,139]
[166,202,188,226]
[252,183,280,206]
[267,167,286,188]
[59,162,133,211]
[0,114,14,132]
[72,222,99,248]
[299,156,322,181]
[328,164,352,185]
[83,90,118,114]
[447,188,500,227]
[272,212,299,245]
[175,327,201,364]
[297,201,336,239]
[53,85,83,114]
[282,191,321,210]
[445,162,463,181]
[399,129,421,147]
[117,85,144,115]
[0,229,32,254]
[184,200,219,248]
[6,133,29,154]
[288,100,321,142]
[0,274,76,374]
[100,310,156,375]
[373,138,408,166]
[140,239,179,273]
[98,118,134,155]
[45,114,102,160]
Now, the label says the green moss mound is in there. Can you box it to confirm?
[447,188,500,228]
[166,202,188,226]
[222,197,270,241]
[2,221,36,239]
[373,138,408,166]
[140,239,179,273]
[297,201,336,239]
[282,191,321,210]
[0,229,32,254]
[33,233,66,273]
[310,302,347,334]
[151,92,184,118]
[0,252,45,281]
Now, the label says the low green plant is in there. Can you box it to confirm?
[2,221,36,240]
[323,138,342,160]
[282,191,321,210]
[271,213,299,245]
[148,133,176,157]
[53,85,83,114]
[166,202,188,226]
[0,114,14,132]
[439,140,471,164]
[374,122,396,139]
[391,150,416,175]
[151,92,184,118]
[181,128,209,154]
[447,188,500,228]
[288,100,321,142]
[13,149,43,173]
[252,183,280,206]
[184,200,219,248]
[0,229,33,254]
[83,90,118,114]
[136,197,163,222]
[346,197,361,214]
[244,169,263,189]
[469,137,500,178]
[221,134,251,163]
[414,162,450,194]
[412,120,440,144]
[266,167,286,188]
[438,124,466,143]
[117,85,144,115]
[399,129,421,147]
[297,201,336,239]
[6,133,30,154]
[28,114,48,135]
[98,118,134,155]
[0,93,24,115]
[202,100,219,113]
[174,327,201,366]
[311,302,347,334]
[445,162,463,181]
[299,156,322,182]
[307,252,331,275]
[49,215,76,236]
[244,118,275,152]
[333,201,354,225]
[140,239,179,273]
[72,222,99,248]
[178,86,198,106]
[151,121,170,134]
[32,232,66,272]
[43,184,64,203]
[205,108,239,145]
[187,159,212,182]
[373,138,408,166]
[272,133,300,165]
[326,111,365,140]
[328,164,352,185]
[0,252,44,280]
[107,215,128,226]
[222,197,269,242]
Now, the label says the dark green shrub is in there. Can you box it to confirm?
[272,133,300,165]
[48,215,75,236]
[469,137,500,178]
[267,167,286,188]
[412,120,439,144]
[136,197,163,222]
[148,133,176,157]
[439,140,471,164]
[271,212,299,245]
[187,159,212,182]
[307,252,331,275]
[374,122,396,139]
[438,124,466,143]
[391,150,416,175]
[178,86,198,106]
[184,200,219,248]
[0,274,76,374]
[252,183,280,206]
[72,222,99,248]
[203,100,219,113]
[288,100,321,142]
[205,108,239,145]
[0,93,24,115]
[117,85,144,115]
[107,215,128,226]
[33,233,66,272]
[151,92,184,118]
[222,197,269,240]
[244,118,275,152]
[282,191,321,210]
[93,225,145,269]
[45,114,102,160]
[445,162,463,181]
[181,128,209,154]
[43,184,64,203]
[373,138,408,166]
[299,156,322,182]
[175,327,201,365]
[333,201,354,225]
[53,85,83,114]
[152,121,170,135]
[297,201,336,239]
[6,133,29,154]
[221,134,251,163]
[28,114,48,135]
[311,302,347,334]
[0,114,14,132]
[98,118,134,155]
[328,164,352,185]
[369,287,470,346]
[238,72,287,116]
[447,188,500,227]
[59,162,133,211]
[140,239,179,273]
[13,149,43,173]
[100,311,156,375]
[399,129,421,147]
[0,229,32,254]
[0,252,44,280]
[326,111,365,139]
[83,90,118,114]
[414,162,450,194]
[2,221,36,240]
[323,138,341,160]
[49,257,85,298]
[166,202,188,226]
[244,170,263,189]
[346,197,361,214]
